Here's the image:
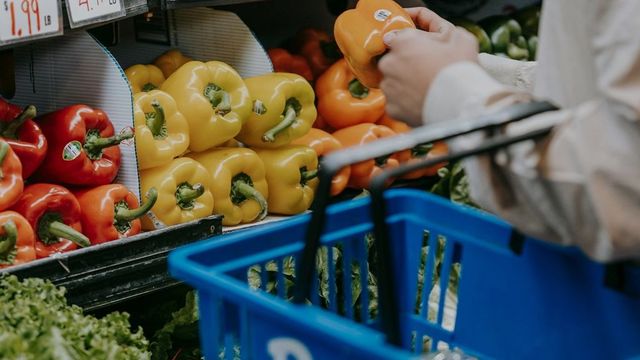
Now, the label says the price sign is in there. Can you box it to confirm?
[0,0,62,45]
[66,0,124,28]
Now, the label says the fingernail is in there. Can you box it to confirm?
[383,31,398,45]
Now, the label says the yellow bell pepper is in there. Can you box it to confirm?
[133,90,190,170]
[188,147,268,226]
[221,138,243,147]
[125,64,166,94]
[140,158,214,230]
[153,49,193,78]
[161,61,252,152]
[255,145,318,215]
[236,73,316,149]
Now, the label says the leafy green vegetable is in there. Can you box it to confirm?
[429,162,477,207]
[0,275,150,360]
[150,291,201,360]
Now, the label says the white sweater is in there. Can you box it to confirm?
[423,0,640,261]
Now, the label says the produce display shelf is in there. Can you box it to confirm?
[0,215,223,312]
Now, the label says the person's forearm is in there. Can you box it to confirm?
[423,61,640,262]
[478,53,537,92]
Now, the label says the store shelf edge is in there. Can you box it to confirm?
[163,0,267,10]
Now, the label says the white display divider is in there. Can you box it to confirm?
[109,7,273,78]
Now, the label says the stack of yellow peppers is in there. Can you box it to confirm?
[125,49,320,228]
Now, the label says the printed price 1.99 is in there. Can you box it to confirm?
[0,0,60,42]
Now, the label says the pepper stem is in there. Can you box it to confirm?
[348,79,369,99]
[204,83,231,115]
[262,105,297,143]
[146,100,168,139]
[114,188,159,222]
[0,221,17,257]
[0,141,8,179]
[142,83,157,92]
[412,143,433,157]
[48,221,90,248]
[300,168,318,184]
[84,128,135,160]
[176,183,205,210]
[375,155,390,166]
[233,180,267,221]
[1,105,36,139]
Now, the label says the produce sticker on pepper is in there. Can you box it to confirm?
[62,140,82,161]
[0,0,63,45]
[374,9,391,22]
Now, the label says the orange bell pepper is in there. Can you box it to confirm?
[292,128,351,196]
[393,141,449,179]
[0,140,24,212]
[377,113,411,133]
[315,59,385,130]
[0,211,36,268]
[378,114,449,179]
[153,49,193,78]
[334,0,415,88]
[332,123,399,189]
[268,48,314,82]
[293,28,341,78]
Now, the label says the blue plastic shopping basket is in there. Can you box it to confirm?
[169,102,640,359]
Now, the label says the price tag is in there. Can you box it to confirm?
[66,0,124,28]
[0,0,62,45]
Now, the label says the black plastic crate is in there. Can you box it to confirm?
[1,215,222,311]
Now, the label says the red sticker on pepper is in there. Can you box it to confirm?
[119,126,135,146]
[62,141,82,161]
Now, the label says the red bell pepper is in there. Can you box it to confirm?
[0,211,36,268]
[0,140,23,211]
[35,105,133,186]
[11,183,90,258]
[0,100,47,179]
[268,48,314,82]
[75,185,158,245]
[293,28,342,78]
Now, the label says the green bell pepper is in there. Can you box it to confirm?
[452,18,493,54]
[479,15,530,61]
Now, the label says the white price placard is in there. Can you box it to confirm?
[66,0,124,28]
[0,0,62,44]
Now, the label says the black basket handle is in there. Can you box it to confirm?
[368,121,556,346]
[293,101,558,322]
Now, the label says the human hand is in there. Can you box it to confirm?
[379,7,478,126]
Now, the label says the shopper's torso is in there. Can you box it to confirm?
[534,0,600,107]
